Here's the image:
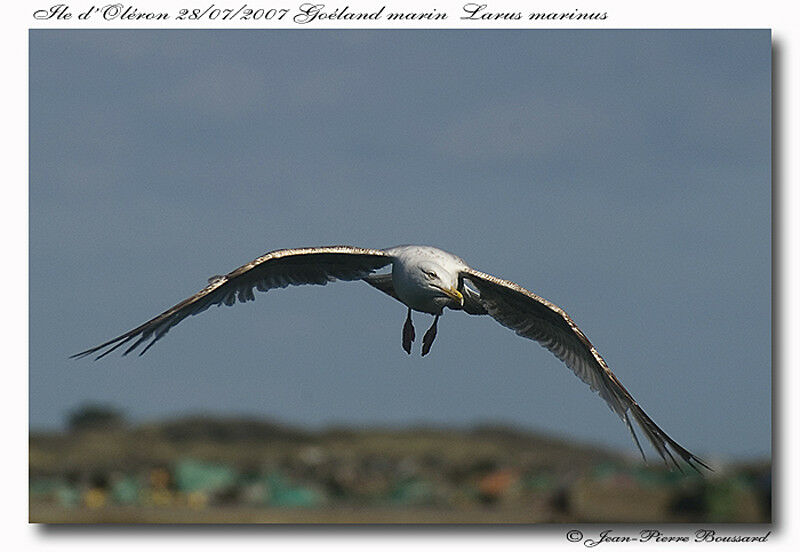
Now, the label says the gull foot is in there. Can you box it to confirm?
[402,308,415,354]
[421,315,439,356]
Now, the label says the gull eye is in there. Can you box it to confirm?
[423,270,437,280]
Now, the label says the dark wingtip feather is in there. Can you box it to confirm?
[69,333,138,361]
[691,456,714,473]
[95,337,134,360]
[138,335,161,356]
[627,402,713,474]
[622,411,647,463]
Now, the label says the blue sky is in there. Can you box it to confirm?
[29,30,770,461]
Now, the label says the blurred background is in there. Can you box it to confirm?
[30,405,769,523]
[29,30,770,522]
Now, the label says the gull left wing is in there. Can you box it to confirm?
[461,267,710,473]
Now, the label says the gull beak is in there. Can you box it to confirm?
[442,286,464,307]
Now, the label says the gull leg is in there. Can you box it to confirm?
[421,315,439,356]
[402,307,415,354]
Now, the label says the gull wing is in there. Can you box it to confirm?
[461,267,709,472]
[73,246,393,360]
[362,273,401,302]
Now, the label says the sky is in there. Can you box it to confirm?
[29,30,771,461]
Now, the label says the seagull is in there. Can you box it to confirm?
[73,244,709,472]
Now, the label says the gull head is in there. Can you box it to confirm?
[387,245,466,314]
[417,261,463,308]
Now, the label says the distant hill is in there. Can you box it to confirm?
[30,413,626,475]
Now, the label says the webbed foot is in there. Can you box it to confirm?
[421,315,439,356]
[402,308,415,354]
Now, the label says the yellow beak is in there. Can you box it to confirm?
[440,286,464,307]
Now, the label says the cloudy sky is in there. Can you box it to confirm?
[30,30,770,461]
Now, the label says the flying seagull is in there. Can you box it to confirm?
[73,244,709,472]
